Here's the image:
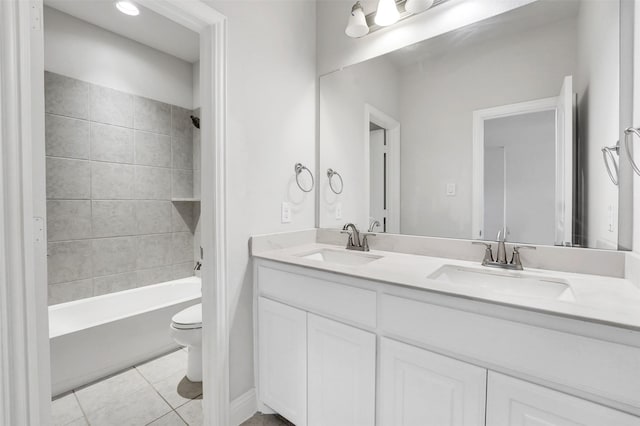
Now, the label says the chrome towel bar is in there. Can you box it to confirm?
[294,163,314,192]
[327,168,344,194]
[601,141,620,186]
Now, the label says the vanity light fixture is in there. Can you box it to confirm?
[345,2,369,38]
[405,0,434,14]
[375,0,400,26]
[115,0,140,16]
[346,0,446,38]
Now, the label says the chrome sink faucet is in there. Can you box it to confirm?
[495,230,508,264]
[341,223,375,252]
[473,230,536,271]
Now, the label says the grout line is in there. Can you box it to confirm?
[174,408,190,425]
[48,198,194,202]
[135,350,199,423]
[46,153,194,172]
[46,110,172,137]
[48,230,194,244]
[71,391,91,425]
[88,122,95,296]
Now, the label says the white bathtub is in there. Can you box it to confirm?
[49,277,201,397]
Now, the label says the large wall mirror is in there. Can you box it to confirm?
[319,0,632,250]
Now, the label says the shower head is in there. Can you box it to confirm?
[190,115,200,129]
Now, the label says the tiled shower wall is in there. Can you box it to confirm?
[45,71,199,305]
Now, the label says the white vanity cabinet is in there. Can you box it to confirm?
[254,259,640,426]
[308,314,376,426]
[486,372,640,426]
[257,295,376,426]
[258,297,307,426]
[379,338,487,426]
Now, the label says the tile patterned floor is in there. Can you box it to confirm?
[51,348,202,425]
[240,413,295,426]
[51,348,294,426]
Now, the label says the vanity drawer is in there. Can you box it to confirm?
[380,294,640,411]
[257,263,377,328]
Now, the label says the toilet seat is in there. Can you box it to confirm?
[171,304,202,330]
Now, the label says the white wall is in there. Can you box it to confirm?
[575,0,620,249]
[44,6,194,109]
[193,61,201,109]
[398,17,577,239]
[319,56,400,229]
[317,0,536,75]
[205,0,317,400]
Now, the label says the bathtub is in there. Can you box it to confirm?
[49,277,201,397]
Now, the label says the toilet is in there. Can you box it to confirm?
[170,303,202,382]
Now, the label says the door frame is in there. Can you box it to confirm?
[364,104,401,233]
[471,97,560,242]
[0,1,230,424]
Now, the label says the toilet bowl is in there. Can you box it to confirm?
[170,303,202,382]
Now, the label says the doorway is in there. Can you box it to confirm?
[369,123,387,232]
[365,104,401,234]
[0,1,229,424]
[472,76,575,246]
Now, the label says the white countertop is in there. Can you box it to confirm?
[253,243,640,331]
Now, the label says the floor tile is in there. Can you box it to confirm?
[75,368,148,414]
[51,393,84,426]
[85,385,171,426]
[241,413,295,426]
[146,410,187,425]
[175,399,203,426]
[65,417,88,426]
[136,349,188,384]
[151,370,202,409]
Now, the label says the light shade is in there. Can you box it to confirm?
[374,0,400,26]
[405,0,434,14]
[115,0,140,16]
[345,2,369,38]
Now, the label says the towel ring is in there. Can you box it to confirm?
[327,168,344,194]
[294,163,314,193]
[601,141,619,186]
[624,127,640,175]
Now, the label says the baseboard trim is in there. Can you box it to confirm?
[230,388,257,425]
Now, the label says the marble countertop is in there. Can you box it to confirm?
[253,242,640,331]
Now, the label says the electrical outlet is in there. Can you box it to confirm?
[335,202,343,220]
[281,202,292,223]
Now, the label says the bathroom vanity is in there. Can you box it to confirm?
[252,0,640,424]
[252,235,640,426]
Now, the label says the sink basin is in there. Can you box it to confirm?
[428,265,575,301]
[297,248,383,266]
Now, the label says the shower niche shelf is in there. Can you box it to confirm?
[171,198,201,202]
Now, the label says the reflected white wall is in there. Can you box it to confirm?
[576,0,620,249]
[398,17,578,238]
[320,56,400,230]
[484,111,556,245]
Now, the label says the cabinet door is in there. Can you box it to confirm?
[258,297,307,426]
[308,314,376,426]
[486,372,640,426]
[379,338,487,426]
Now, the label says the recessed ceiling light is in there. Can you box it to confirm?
[115,0,140,16]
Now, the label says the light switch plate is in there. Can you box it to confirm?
[335,202,343,220]
[281,202,291,223]
[446,183,456,196]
